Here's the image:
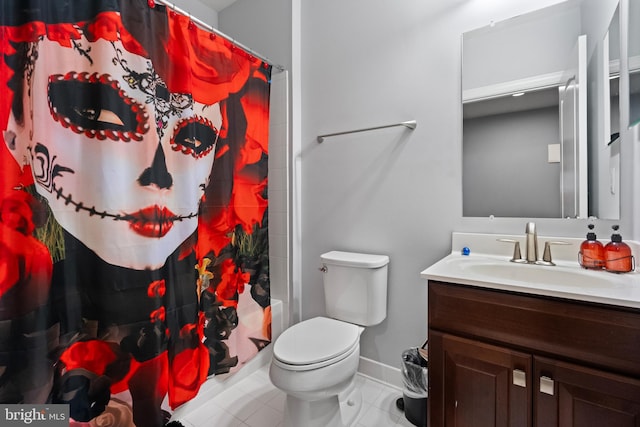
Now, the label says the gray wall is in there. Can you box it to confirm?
[299,0,572,368]
[219,0,638,369]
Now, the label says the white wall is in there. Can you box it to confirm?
[170,0,219,28]
[219,0,292,71]
[219,0,638,369]
[266,71,291,327]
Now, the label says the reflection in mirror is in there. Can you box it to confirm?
[630,0,640,127]
[560,34,587,220]
[462,0,621,220]
[463,87,562,218]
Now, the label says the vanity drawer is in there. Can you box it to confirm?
[428,281,640,377]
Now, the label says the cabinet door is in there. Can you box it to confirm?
[430,331,531,427]
[535,356,640,427]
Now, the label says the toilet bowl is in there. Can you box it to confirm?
[269,251,390,427]
[269,316,364,427]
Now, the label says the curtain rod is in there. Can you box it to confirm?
[154,0,285,72]
[317,120,417,143]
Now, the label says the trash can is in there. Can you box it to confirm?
[396,346,428,427]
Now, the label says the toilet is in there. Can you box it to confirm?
[270,250,390,427]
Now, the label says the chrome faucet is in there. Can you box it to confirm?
[525,222,538,263]
[498,222,569,265]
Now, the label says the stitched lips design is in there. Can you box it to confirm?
[127,206,176,238]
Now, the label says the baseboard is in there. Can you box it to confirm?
[357,356,402,390]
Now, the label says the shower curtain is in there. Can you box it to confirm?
[0,1,271,425]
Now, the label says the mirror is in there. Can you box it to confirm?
[630,0,640,127]
[462,0,621,219]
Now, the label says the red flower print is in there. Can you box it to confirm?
[150,306,166,323]
[60,340,118,375]
[5,21,46,43]
[163,12,253,105]
[196,207,234,258]
[84,12,147,57]
[238,74,271,165]
[229,174,267,234]
[147,279,166,298]
[168,340,209,408]
[84,12,120,42]
[45,23,81,47]
[0,192,52,319]
[216,259,249,307]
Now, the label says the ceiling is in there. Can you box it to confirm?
[200,0,237,12]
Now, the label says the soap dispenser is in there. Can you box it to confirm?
[579,224,604,269]
[604,225,634,273]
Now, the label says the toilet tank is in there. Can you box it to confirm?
[320,251,389,326]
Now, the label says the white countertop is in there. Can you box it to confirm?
[421,232,640,309]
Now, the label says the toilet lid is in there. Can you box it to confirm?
[273,317,361,366]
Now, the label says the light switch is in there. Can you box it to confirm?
[548,144,561,163]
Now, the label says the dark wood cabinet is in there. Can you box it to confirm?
[432,331,531,427]
[428,281,640,427]
[534,356,640,427]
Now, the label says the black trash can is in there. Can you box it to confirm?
[398,347,428,427]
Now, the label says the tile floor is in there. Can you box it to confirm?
[178,363,417,427]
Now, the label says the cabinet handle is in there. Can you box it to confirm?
[540,376,555,395]
[513,369,527,388]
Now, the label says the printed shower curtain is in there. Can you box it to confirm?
[0,0,271,425]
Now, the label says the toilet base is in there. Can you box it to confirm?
[282,379,363,427]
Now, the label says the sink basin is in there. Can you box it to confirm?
[435,255,629,290]
[458,260,618,288]
[420,232,640,309]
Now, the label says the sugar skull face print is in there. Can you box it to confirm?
[6,36,221,270]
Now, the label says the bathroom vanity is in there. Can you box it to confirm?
[421,233,640,427]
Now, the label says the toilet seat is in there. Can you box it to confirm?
[273,317,362,371]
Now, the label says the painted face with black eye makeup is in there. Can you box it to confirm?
[6,37,221,270]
